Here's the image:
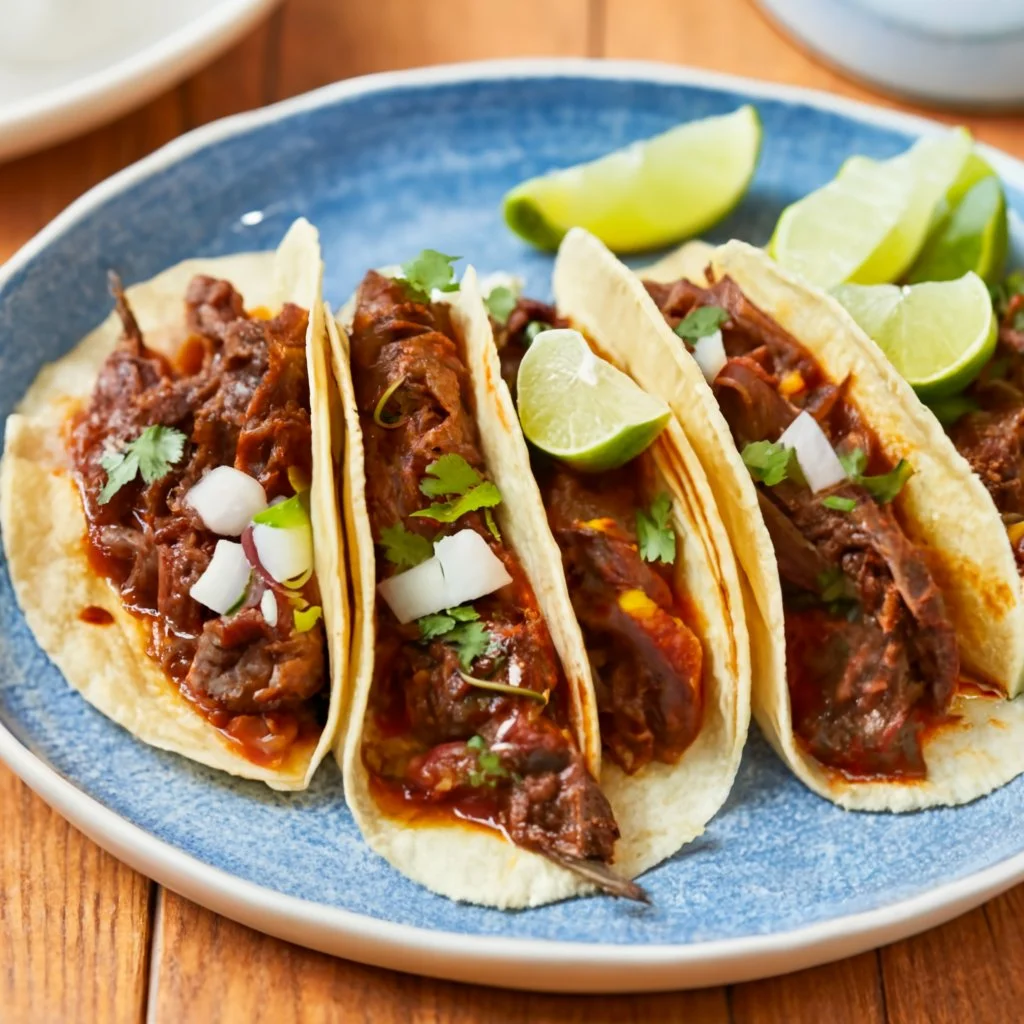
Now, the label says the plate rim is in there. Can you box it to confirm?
[2,56,1023,992]
[0,0,277,162]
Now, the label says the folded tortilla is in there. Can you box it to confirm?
[556,227,1024,811]
[0,220,348,790]
[329,263,750,905]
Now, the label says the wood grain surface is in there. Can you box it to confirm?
[2,1,1023,1021]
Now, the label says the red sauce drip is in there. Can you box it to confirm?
[79,605,114,625]
[367,773,509,840]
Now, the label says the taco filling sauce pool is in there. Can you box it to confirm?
[348,271,625,874]
[647,274,960,780]
[68,275,327,768]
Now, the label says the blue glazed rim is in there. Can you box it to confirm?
[2,59,1023,993]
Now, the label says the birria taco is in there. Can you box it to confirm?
[327,251,748,907]
[554,227,1024,812]
[0,220,347,790]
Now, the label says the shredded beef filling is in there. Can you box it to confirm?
[646,275,958,778]
[351,272,618,863]
[945,297,1024,570]
[496,301,704,775]
[69,275,326,730]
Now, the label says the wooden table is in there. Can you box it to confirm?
[3,1,1024,1020]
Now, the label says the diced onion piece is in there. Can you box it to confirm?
[260,588,279,627]
[251,522,313,583]
[435,529,513,607]
[377,557,446,624]
[376,528,513,624]
[185,466,267,536]
[692,329,727,383]
[190,540,251,615]
[778,411,847,493]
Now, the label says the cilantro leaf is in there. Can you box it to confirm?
[822,495,856,513]
[858,460,914,504]
[817,568,858,618]
[484,508,501,542]
[838,447,914,504]
[380,522,433,570]
[465,734,510,788]
[419,454,483,498]
[741,440,801,487]
[98,424,187,504]
[448,620,492,670]
[674,305,728,344]
[636,492,676,565]
[523,320,552,345]
[412,482,504,524]
[417,607,492,670]
[400,250,461,302]
[418,612,456,640]
[838,447,867,478]
[485,285,518,325]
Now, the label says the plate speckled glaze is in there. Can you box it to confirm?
[1,60,1023,993]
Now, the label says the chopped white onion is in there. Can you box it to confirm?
[692,329,727,383]
[190,540,251,615]
[185,466,267,536]
[434,530,513,607]
[377,556,446,624]
[260,588,279,627]
[376,528,513,624]
[251,522,313,583]
[778,410,847,493]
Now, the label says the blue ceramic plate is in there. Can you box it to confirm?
[1,60,1023,993]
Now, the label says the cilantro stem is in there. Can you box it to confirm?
[459,672,548,705]
[373,374,407,430]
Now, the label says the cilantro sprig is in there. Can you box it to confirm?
[485,285,518,325]
[379,522,433,570]
[466,734,511,788]
[741,440,804,488]
[817,567,858,619]
[400,250,461,303]
[822,495,856,513]
[411,454,502,525]
[839,448,914,504]
[98,424,187,504]
[636,492,676,565]
[418,605,493,670]
[674,305,728,346]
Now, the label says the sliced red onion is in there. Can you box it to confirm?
[190,540,251,615]
[434,529,512,607]
[779,410,847,493]
[251,522,313,584]
[184,466,267,536]
[692,329,727,383]
[260,588,279,627]
[377,557,446,624]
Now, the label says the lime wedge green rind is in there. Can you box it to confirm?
[502,105,762,254]
[770,128,974,290]
[834,272,997,400]
[517,329,671,472]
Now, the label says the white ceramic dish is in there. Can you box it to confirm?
[0,0,277,162]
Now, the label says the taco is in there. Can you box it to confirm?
[328,245,748,906]
[0,220,348,790]
[554,227,1024,812]
[485,289,750,880]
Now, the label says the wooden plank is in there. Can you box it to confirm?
[150,892,731,1023]
[0,764,153,1024]
[275,0,591,98]
[880,907,1016,1024]
[983,885,1024,1005]
[731,952,885,1024]
[600,0,1024,157]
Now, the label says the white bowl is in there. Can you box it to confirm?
[756,0,1024,108]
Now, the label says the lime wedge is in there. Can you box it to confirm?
[517,329,670,471]
[503,106,762,254]
[770,128,973,289]
[906,175,1008,285]
[834,272,997,399]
